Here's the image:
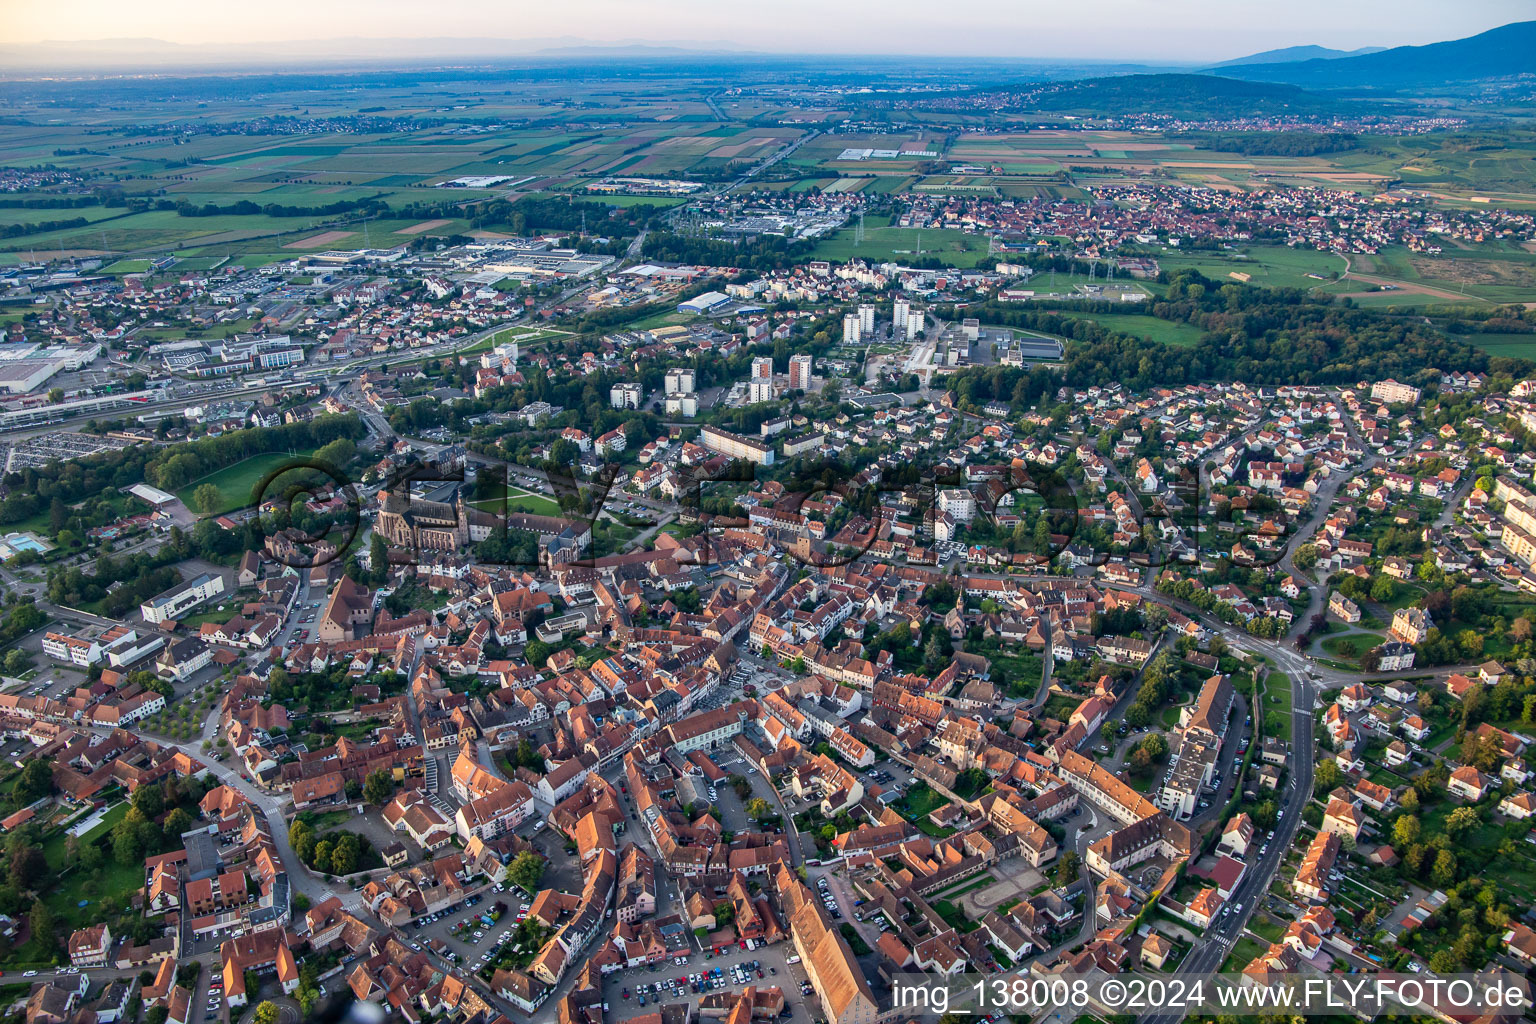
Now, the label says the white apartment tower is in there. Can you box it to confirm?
[609,382,643,410]
[893,297,910,329]
[665,367,696,395]
[843,313,862,345]
[905,308,924,340]
[858,304,876,336]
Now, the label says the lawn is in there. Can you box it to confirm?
[929,898,980,933]
[1247,914,1285,944]
[175,449,321,516]
[932,874,996,899]
[1319,632,1381,664]
[894,782,950,821]
[988,651,1046,697]
[18,803,146,958]
[1220,935,1267,973]
[468,485,563,517]
[1265,672,1294,741]
[1050,312,1207,348]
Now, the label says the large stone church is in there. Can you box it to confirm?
[374,484,593,565]
[375,486,476,552]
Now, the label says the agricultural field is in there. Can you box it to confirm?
[1462,332,1536,361]
[0,100,807,258]
[4,77,1536,308]
[1319,243,1536,304]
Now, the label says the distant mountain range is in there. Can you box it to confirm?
[1022,73,1342,118]
[1209,44,1383,68]
[1215,20,1536,90]
[3,21,1532,97]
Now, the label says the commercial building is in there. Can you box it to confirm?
[0,359,62,395]
[677,292,731,315]
[140,572,227,625]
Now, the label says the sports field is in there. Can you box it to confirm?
[810,215,991,268]
[175,450,321,517]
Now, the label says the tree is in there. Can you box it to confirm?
[1445,806,1480,838]
[13,758,52,804]
[131,785,165,820]
[113,817,145,865]
[9,842,44,890]
[1313,758,1342,791]
[363,769,395,806]
[1055,849,1080,886]
[29,899,55,953]
[746,798,772,820]
[1393,814,1422,849]
[369,533,389,585]
[1432,849,1458,887]
[252,1001,281,1024]
[192,483,223,515]
[508,851,546,893]
[330,833,360,875]
[1293,543,1318,571]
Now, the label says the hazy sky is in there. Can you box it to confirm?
[4,0,1531,61]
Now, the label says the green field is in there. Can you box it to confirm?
[810,214,991,268]
[1465,332,1536,360]
[469,485,563,517]
[1265,672,1294,741]
[175,449,321,517]
[1149,245,1348,291]
[1053,312,1207,348]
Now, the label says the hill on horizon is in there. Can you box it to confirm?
[1210,43,1383,67]
[1216,20,1536,90]
[1019,73,1344,118]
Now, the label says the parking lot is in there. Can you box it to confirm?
[598,938,819,1024]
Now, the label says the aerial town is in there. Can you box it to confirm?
[7,9,1536,1024]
